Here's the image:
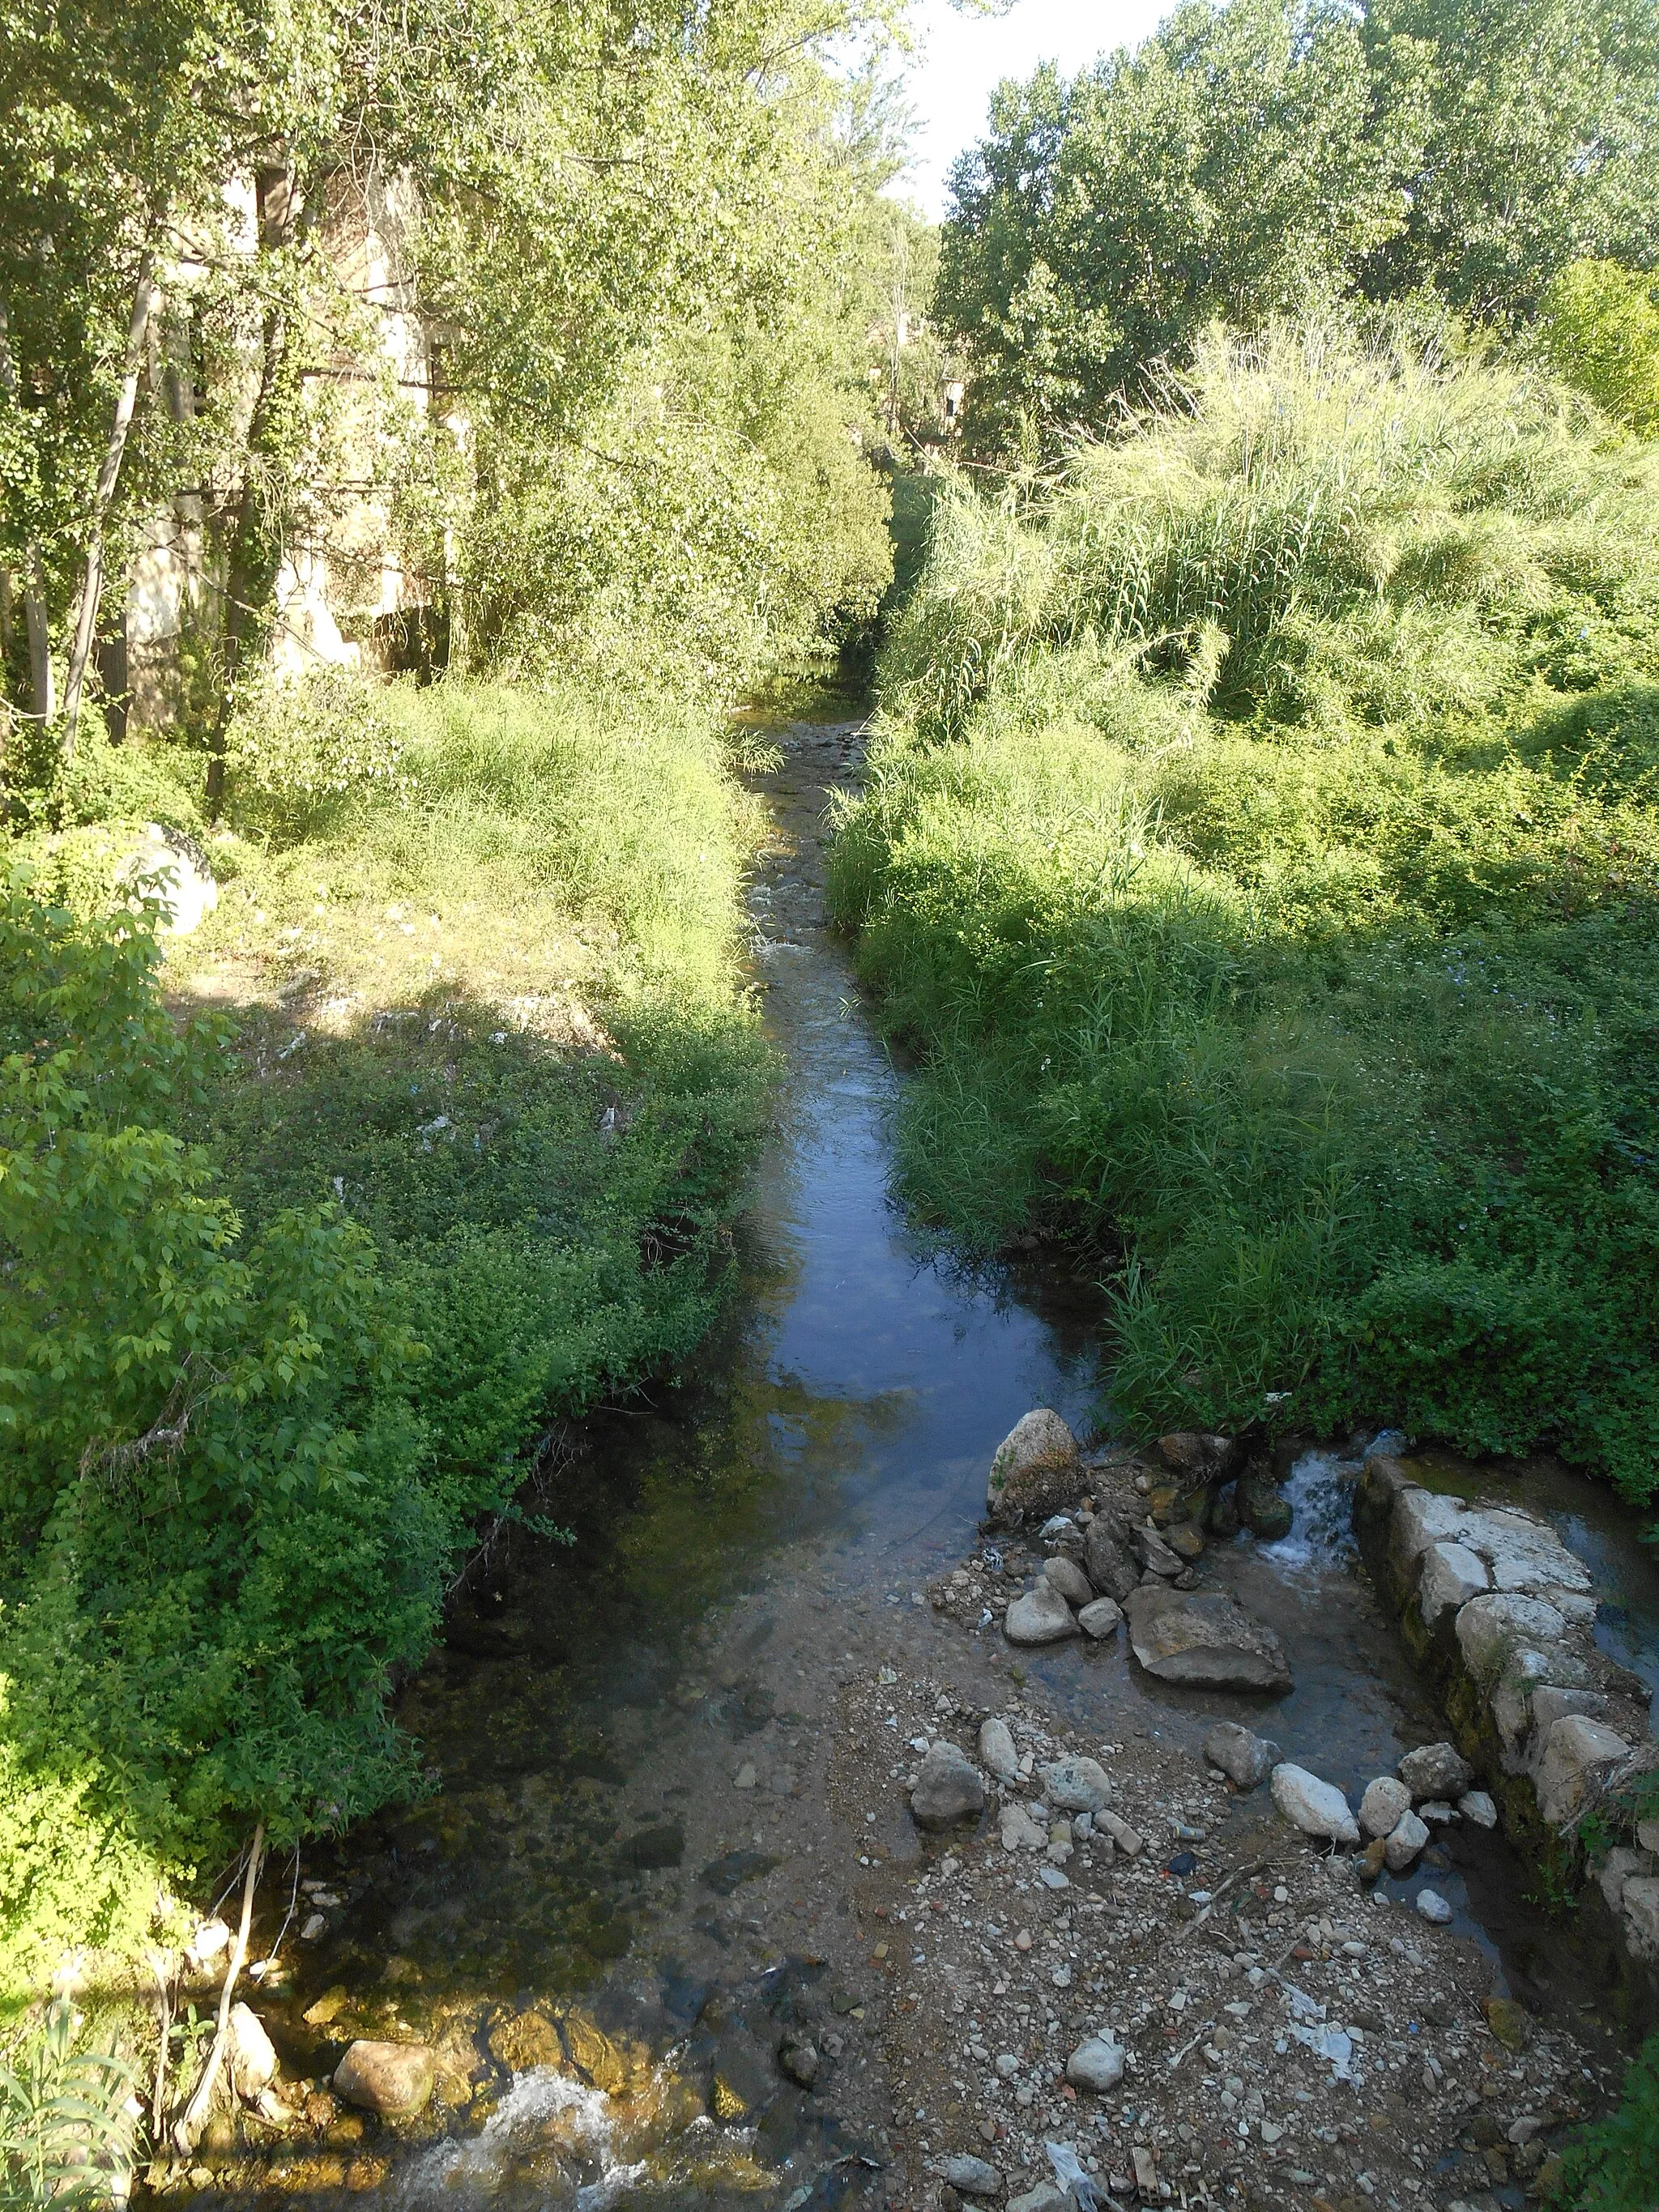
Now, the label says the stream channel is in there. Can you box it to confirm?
[250,710,1655,2212]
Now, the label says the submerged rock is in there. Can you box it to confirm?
[1203,1722,1280,1791]
[1270,1763,1359,1846]
[1124,1586,1292,1691]
[1004,1583,1079,1645]
[911,1741,987,1829]
[334,2040,436,2116]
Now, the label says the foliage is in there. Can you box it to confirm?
[1550,2034,1659,2212]
[0,677,769,2006]
[830,326,1659,1495]
[934,0,1659,451]
[1535,260,1659,435]
[0,1998,135,2211]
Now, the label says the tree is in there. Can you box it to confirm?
[936,0,1418,455]
[1360,0,1659,319]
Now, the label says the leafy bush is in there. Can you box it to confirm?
[1535,259,1659,437]
[831,326,1659,1495]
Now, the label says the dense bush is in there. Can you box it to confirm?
[830,327,1659,1497]
[0,678,768,2007]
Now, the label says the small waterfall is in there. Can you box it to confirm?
[1258,1449,1365,1574]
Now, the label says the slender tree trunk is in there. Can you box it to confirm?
[62,243,160,753]
[0,302,54,724]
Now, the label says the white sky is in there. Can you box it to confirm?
[895,0,1168,222]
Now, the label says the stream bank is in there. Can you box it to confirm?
[157,710,1649,2212]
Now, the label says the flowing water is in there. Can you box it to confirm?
[240,710,1654,2207]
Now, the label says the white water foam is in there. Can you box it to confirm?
[1257,1449,1363,1575]
[394,2066,646,2210]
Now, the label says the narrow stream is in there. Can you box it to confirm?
[249,710,1648,2207]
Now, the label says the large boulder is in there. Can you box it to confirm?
[1203,1723,1280,1792]
[334,2040,437,2116]
[986,1409,1081,1521]
[1533,1715,1631,1826]
[911,1741,987,1830]
[1004,1583,1079,1646]
[1269,1764,1359,1846]
[1124,1586,1292,1692]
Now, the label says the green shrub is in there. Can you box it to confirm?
[832,326,1659,1494]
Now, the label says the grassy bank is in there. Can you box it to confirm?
[830,326,1659,1502]
[0,677,769,2007]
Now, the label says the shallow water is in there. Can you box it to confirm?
[247,711,1653,2201]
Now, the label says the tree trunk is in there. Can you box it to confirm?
[0,302,54,724]
[62,244,160,753]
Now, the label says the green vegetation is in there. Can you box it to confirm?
[937,0,1659,454]
[0,676,770,2006]
[830,326,1659,1496]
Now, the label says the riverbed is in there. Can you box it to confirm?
[224,710,1646,2211]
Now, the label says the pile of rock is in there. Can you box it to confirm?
[985,1413,1293,1693]
[1355,1450,1658,1976]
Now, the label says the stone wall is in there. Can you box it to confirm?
[1354,1450,1659,2022]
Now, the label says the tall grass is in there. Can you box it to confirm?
[832,326,1659,1498]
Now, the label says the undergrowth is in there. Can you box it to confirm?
[830,325,1659,1497]
[0,677,769,2009]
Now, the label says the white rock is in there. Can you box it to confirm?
[1455,1594,1567,1683]
[1000,1804,1048,1852]
[1004,1583,1079,1645]
[1077,1597,1123,1639]
[228,2004,278,2095]
[1038,1755,1113,1813]
[1358,1777,1412,1839]
[1416,1541,1489,1625]
[1384,1810,1430,1873]
[1534,1715,1631,1826]
[1064,2034,1126,2091]
[1270,1763,1359,1847]
[1415,1889,1453,1925]
[1458,1790,1498,1829]
[1043,1556,1094,1607]
[979,1716,1021,1784]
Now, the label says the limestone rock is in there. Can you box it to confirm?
[1417,1541,1489,1625]
[1358,1776,1413,1839]
[1000,1804,1048,1852]
[979,1716,1021,1784]
[1384,1809,1430,1872]
[1124,1586,1292,1692]
[1004,1583,1079,1645]
[1398,1742,1477,1801]
[1534,1715,1630,1826]
[987,1409,1080,1520]
[911,1741,987,1830]
[1203,1723,1280,1791]
[228,2005,277,2096]
[334,2041,437,2117]
[1038,1756,1113,1813]
[1083,1518,1141,1604]
[1454,1595,1567,1684]
[1043,1556,1094,1608]
[943,2154,1003,2197]
[1077,1597,1123,1639]
[1269,1764,1359,1846]
[1064,2034,1126,2091]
